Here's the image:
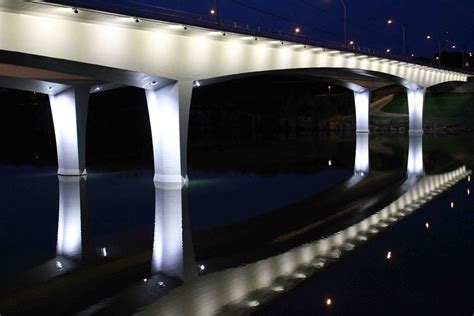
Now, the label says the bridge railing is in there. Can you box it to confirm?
[41,0,472,75]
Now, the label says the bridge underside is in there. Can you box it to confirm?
[0,50,462,181]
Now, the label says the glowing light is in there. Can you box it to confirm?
[101,247,107,257]
[468,175,471,182]
[411,53,415,57]
[194,81,201,87]
[294,273,307,279]
[199,264,205,271]
[387,19,393,24]
[425,222,430,229]
[386,48,391,53]
[386,251,392,260]
[210,9,215,15]
[143,278,148,282]
[450,202,454,209]
[349,40,355,45]
[452,45,456,49]
[436,56,439,60]
[328,160,332,166]
[326,298,332,306]
[56,261,63,271]
[467,188,470,195]
[94,86,101,92]
[426,35,431,39]
[273,286,285,292]
[248,300,260,307]
[157,281,165,287]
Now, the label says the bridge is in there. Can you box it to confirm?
[0,1,470,183]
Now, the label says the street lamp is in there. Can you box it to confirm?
[386,18,406,57]
[451,44,466,69]
[426,35,441,65]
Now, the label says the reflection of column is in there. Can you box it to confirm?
[407,134,424,177]
[49,86,90,176]
[354,90,370,133]
[56,175,89,260]
[407,87,425,135]
[145,81,193,184]
[152,182,197,282]
[354,132,370,176]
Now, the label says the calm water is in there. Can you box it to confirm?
[1,133,474,315]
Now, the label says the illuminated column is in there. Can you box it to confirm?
[407,87,425,135]
[145,81,193,184]
[354,132,370,176]
[56,175,88,260]
[152,181,197,281]
[354,90,370,133]
[49,86,90,176]
[407,134,424,177]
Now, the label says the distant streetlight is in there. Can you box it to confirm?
[386,18,406,57]
[295,27,301,34]
[386,48,391,53]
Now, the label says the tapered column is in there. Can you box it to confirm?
[407,88,426,135]
[354,132,370,176]
[56,175,89,260]
[146,81,193,184]
[354,90,370,133]
[152,181,197,282]
[407,134,424,177]
[49,86,90,176]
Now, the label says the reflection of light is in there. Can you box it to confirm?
[157,281,165,287]
[469,175,471,182]
[326,298,332,306]
[101,247,107,257]
[143,278,148,283]
[294,273,306,279]
[467,188,470,195]
[425,222,430,229]
[386,251,392,260]
[248,300,260,307]
[328,160,332,166]
[199,264,205,272]
[56,261,63,271]
[450,202,454,209]
[273,286,284,292]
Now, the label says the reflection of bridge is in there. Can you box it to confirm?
[0,134,470,314]
[0,1,470,184]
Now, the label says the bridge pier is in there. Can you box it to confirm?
[145,81,193,184]
[49,86,90,176]
[354,132,370,176]
[56,175,90,260]
[407,88,425,135]
[407,134,424,177]
[354,90,370,133]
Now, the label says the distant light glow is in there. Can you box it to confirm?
[56,261,63,271]
[468,175,471,182]
[94,86,101,92]
[101,247,107,257]
[349,40,355,45]
[386,48,391,53]
[157,281,165,287]
[199,264,205,271]
[194,81,201,87]
[386,251,392,260]
[273,286,284,292]
[425,222,430,229]
[467,188,470,195]
[294,273,306,279]
[328,160,332,166]
[387,19,393,24]
[143,278,148,282]
[248,300,260,307]
[426,35,432,39]
[210,9,215,15]
[450,202,454,209]
[326,298,332,306]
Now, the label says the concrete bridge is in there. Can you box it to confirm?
[0,1,470,183]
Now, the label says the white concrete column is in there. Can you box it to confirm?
[407,134,424,177]
[354,90,370,133]
[152,181,197,282]
[49,86,90,176]
[56,175,88,260]
[407,88,426,134]
[354,132,370,176]
[145,81,193,184]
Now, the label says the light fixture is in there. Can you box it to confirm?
[295,27,301,33]
[194,81,201,87]
[210,9,216,15]
[326,298,332,306]
[411,53,415,57]
[386,251,392,259]
[157,281,165,287]
[94,86,101,92]
[73,7,79,14]
[143,278,148,282]
[101,247,107,257]
[349,40,354,45]
[468,175,471,182]
[450,202,454,208]
[425,222,430,229]
[467,188,470,195]
[199,264,205,271]
[273,286,284,292]
[386,48,391,53]
[387,19,393,24]
[254,37,258,41]
[436,56,439,60]
[328,160,332,166]
[469,52,473,57]
[426,35,431,40]
[248,300,260,307]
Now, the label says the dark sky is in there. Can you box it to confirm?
[61,0,474,57]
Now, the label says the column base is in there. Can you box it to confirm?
[409,129,424,135]
[58,168,87,176]
[153,174,189,186]
[356,129,370,134]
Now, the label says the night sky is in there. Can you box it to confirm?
[61,0,474,57]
